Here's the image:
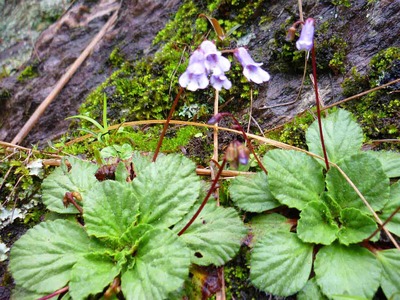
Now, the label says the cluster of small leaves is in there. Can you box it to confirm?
[9,153,246,299]
[229,109,400,298]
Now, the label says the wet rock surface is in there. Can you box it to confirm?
[0,0,399,145]
[0,0,181,146]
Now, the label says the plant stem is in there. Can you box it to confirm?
[37,286,69,300]
[178,159,227,236]
[365,205,400,242]
[152,87,184,162]
[311,46,330,171]
[217,112,268,175]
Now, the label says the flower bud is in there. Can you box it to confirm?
[207,113,224,125]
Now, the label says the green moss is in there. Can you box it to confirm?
[266,111,316,149]
[340,47,400,150]
[316,35,348,74]
[108,47,125,68]
[331,0,351,7]
[17,65,39,82]
[78,0,270,131]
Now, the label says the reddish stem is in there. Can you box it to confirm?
[311,46,330,171]
[178,159,227,236]
[37,286,69,300]
[365,205,400,242]
[152,87,184,162]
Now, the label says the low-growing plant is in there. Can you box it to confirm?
[229,109,400,299]
[9,154,247,299]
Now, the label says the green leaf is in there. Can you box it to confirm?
[297,278,327,300]
[250,231,313,296]
[173,203,247,266]
[42,157,99,213]
[115,162,129,183]
[133,154,201,228]
[337,208,377,245]
[119,224,153,246]
[249,213,292,246]
[11,286,47,300]
[229,171,280,212]
[297,201,339,245]
[376,249,400,299]
[321,192,342,218]
[101,144,133,160]
[380,181,400,237]
[367,150,400,178]
[326,153,390,214]
[121,228,190,299]
[130,151,152,175]
[69,254,121,299]
[84,180,139,242]
[314,243,381,299]
[264,149,325,210]
[9,219,105,293]
[306,109,363,164]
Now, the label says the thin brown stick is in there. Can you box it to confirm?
[11,8,120,145]
[365,205,400,242]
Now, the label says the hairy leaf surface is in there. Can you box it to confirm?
[250,213,292,246]
[229,171,280,212]
[315,243,381,299]
[9,219,105,293]
[337,208,377,245]
[133,154,200,228]
[42,157,98,213]
[264,149,325,210]
[380,181,400,237]
[297,201,339,245]
[84,180,139,242]
[306,109,362,164]
[250,231,313,296]
[121,228,190,300]
[376,249,400,299]
[367,150,400,178]
[69,254,121,299]
[326,153,390,214]
[174,203,247,266]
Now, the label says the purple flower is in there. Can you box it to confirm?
[233,47,270,84]
[179,40,232,91]
[296,18,315,52]
[179,49,209,91]
[210,73,232,91]
[200,41,231,75]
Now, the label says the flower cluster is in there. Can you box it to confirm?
[179,40,270,91]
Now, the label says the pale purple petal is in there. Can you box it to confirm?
[296,18,315,51]
[243,65,270,84]
[210,73,232,91]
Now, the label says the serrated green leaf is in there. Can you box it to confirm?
[229,171,280,212]
[380,181,400,237]
[337,208,377,245]
[84,180,139,242]
[119,224,153,246]
[173,203,247,266]
[321,192,342,218]
[264,149,325,210]
[314,243,381,299]
[298,278,328,300]
[376,249,400,299]
[367,150,400,178]
[131,151,152,176]
[249,213,292,246]
[133,154,200,228]
[69,254,121,299]
[9,219,105,294]
[326,153,390,214]
[297,201,339,245]
[306,109,363,164]
[42,157,99,213]
[121,228,190,299]
[250,231,313,296]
